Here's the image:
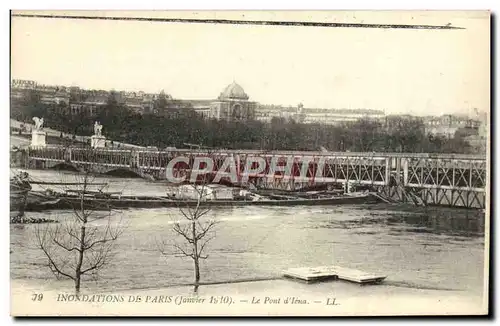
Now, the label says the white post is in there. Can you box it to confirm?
[31,130,47,147]
[91,135,106,148]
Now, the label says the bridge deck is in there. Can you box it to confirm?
[24,146,488,208]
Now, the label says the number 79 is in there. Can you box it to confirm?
[31,293,43,301]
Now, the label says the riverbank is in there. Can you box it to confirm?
[10,278,486,316]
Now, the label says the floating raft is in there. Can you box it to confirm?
[283,266,387,284]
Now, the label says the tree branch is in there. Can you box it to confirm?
[35,225,76,281]
[173,243,194,259]
[195,219,217,241]
[52,237,81,253]
[197,235,215,259]
[173,222,194,243]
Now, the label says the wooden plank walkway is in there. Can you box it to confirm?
[283,266,387,284]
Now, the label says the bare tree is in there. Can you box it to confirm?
[158,156,218,292]
[34,160,124,296]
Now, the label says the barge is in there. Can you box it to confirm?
[24,191,381,211]
[12,171,382,212]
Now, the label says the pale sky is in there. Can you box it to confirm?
[11,11,490,116]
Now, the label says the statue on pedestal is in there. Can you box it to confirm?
[91,121,106,148]
[32,117,44,131]
[30,117,46,147]
[94,121,103,137]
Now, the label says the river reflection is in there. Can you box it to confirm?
[311,204,485,238]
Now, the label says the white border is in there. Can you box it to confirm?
[2,1,498,325]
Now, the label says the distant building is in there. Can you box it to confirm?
[256,104,384,125]
[178,99,213,118]
[475,110,488,139]
[478,120,488,139]
[11,80,71,105]
[209,82,257,121]
[37,85,70,105]
[82,94,108,106]
[464,110,488,154]
[65,103,97,116]
[177,82,257,121]
[140,94,157,114]
[301,108,385,124]
[11,79,36,90]
[255,104,299,122]
[423,114,480,138]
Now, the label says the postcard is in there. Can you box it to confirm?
[9,10,490,316]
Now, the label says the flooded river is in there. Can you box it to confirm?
[10,169,486,297]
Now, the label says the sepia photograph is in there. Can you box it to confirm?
[8,10,490,316]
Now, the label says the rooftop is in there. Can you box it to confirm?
[218,81,249,101]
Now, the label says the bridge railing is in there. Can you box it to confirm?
[403,157,487,191]
[27,145,486,160]
[132,149,485,160]
[25,147,487,189]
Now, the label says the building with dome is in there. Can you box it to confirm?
[208,82,257,121]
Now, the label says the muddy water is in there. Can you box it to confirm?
[10,169,485,297]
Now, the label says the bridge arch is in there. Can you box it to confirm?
[104,168,143,178]
[49,162,80,172]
